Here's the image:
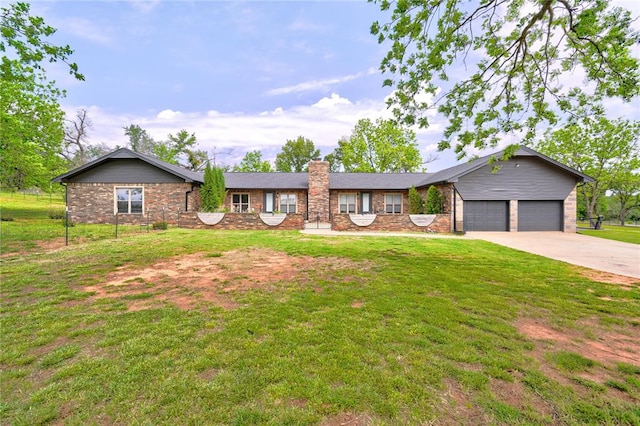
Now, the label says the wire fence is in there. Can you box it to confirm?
[0,190,171,255]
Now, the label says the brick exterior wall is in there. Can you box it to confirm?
[178,212,304,230]
[564,186,577,233]
[65,182,196,224]
[224,189,307,214]
[332,213,451,233]
[308,160,330,220]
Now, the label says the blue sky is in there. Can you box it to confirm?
[33,0,640,170]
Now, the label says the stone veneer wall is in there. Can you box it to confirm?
[509,200,518,232]
[332,213,451,233]
[66,182,196,224]
[179,212,304,230]
[563,186,577,233]
[308,160,330,220]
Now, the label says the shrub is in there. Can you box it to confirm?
[408,186,424,214]
[152,221,168,230]
[49,210,65,219]
[1,216,15,222]
[425,186,443,214]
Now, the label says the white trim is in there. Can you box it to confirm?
[384,193,402,214]
[114,186,144,214]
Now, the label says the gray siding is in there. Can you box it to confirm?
[66,159,186,183]
[455,157,576,201]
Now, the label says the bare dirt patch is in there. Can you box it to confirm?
[574,267,640,288]
[83,248,365,311]
[320,412,373,426]
[436,378,488,426]
[517,318,640,366]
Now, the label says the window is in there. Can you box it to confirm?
[339,194,356,213]
[279,193,296,213]
[385,193,402,214]
[116,187,143,214]
[232,193,250,212]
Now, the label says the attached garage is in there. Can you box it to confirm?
[463,201,509,231]
[518,201,563,231]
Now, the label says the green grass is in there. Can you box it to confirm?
[0,191,155,253]
[578,224,640,244]
[2,201,640,424]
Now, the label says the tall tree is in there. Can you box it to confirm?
[184,149,209,171]
[1,2,83,189]
[370,0,640,158]
[328,118,423,172]
[155,129,197,165]
[275,136,321,172]
[123,124,157,155]
[62,109,91,167]
[232,150,273,172]
[537,117,640,220]
[609,171,640,226]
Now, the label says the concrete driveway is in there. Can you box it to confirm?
[467,232,640,279]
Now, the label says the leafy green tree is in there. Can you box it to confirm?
[609,171,640,226]
[232,150,273,172]
[184,149,208,171]
[155,129,197,165]
[328,118,423,172]
[370,0,640,157]
[123,124,157,156]
[275,136,321,172]
[537,117,640,220]
[425,186,443,214]
[1,2,83,189]
[323,150,342,173]
[408,186,424,214]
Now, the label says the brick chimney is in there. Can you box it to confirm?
[307,159,330,220]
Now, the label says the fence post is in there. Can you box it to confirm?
[177,208,181,228]
[162,206,166,223]
[65,207,69,246]
[146,208,150,233]
[115,213,118,239]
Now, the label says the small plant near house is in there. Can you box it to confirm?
[48,209,65,219]
[1,216,14,222]
[408,186,425,214]
[425,185,443,214]
[152,221,168,230]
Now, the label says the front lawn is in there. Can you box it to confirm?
[1,230,639,424]
[578,224,640,244]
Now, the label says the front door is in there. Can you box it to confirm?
[360,192,372,214]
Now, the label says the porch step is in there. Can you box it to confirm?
[304,221,332,230]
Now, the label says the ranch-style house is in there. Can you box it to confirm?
[52,145,593,233]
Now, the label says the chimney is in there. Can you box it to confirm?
[307,159,330,220]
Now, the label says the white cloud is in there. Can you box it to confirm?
[63,17,112,45]
[266,68,377,96]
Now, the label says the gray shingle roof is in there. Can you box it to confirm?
[52,148,205,183]
[52,145,593,188]
[329,173,432,190]
[224,173,308,189]
[416,145,593,186]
